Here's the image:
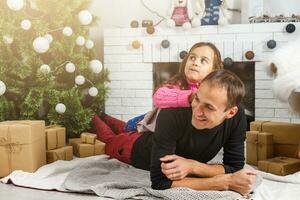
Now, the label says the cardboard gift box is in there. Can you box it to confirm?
[45,125,66,150]
[68,138,105,158]
[258,156,300,176]
[80,132,96,144]
[250,121,300,158]
[250,120,269,131]
[246,131,274,166]
[0,120,46,177]
[46,146,73,164]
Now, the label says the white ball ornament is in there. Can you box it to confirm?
[21,19,31,30]
[85,39,94,49]
[0,81,6,96]
[39,64,51,74]
[88,87,98,97]
[89,59,102,74]
[33,37,49,53]
[62,26,73,36]
[78,10,93,25]
[76,36,85,46]
[44,34,53,43]
[75,75,85,85]
[3,35,13,44]
[55,103,66,114]
[7,0,24,11]
[65,62,76,73]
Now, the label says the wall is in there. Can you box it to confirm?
[89,0,300,59]
[89,0,241,60]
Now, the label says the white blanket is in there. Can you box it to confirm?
[1,155,300,200]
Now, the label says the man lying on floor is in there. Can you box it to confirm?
[92,69,257,196]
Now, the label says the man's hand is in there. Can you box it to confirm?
[160,155,195,181]
[229,169,257,196]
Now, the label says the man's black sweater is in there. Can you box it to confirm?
[131,106,246,190]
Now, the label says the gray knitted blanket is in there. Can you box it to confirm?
[63,157,252,200]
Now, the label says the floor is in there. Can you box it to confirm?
[0,151,225,200]
[0,183,111,200]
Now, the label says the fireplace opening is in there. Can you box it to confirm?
[153,62,255,130]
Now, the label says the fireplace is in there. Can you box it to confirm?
[153,62,255,129]
[104,22,300,123]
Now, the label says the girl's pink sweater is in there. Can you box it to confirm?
[153,82,199,108]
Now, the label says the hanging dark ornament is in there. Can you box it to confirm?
[267,40,277,49]
[161,40,170,48]
[223,57,233,67]
[286,23,296,33]
[132,40,141,49]
[179,51,188,59]
[130,20,139,28]
[245,51,255,60]
[146,26,155,34]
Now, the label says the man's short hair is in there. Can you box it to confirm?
[201,69,245,110]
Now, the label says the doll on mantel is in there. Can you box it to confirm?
[167,0,200,30]
[196,0,229,26]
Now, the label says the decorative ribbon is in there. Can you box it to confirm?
[0,136,22,174]
[53,149,66,160]
[74,141,99,156]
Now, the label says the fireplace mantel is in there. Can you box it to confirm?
[103,23,300,123]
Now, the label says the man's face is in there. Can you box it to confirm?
[191,82,237,129]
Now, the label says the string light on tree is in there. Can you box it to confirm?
[76,36,85,46]
[0,81,6,96]
[75,75,85,85]
[65,62,76,73]
[33,36,49,53]
[20,19,31,30]
[62,26,73,36]
[89,59,102,74]
[44,34,53,43]
[55,103,66,114]
[3,35,13,44]
[7,0,24,11]
[78,10,93,25]
[39,64,51,74]
[88,87,98,97]
[85,39,94,49]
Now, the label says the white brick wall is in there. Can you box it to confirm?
[104,23,300,122]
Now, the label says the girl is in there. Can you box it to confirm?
[92,42,223,163]
[125,41,223,132]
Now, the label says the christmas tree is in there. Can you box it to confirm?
[0,0,109,138]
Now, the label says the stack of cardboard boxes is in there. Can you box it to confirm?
[45,125,73,164]
[246,121,300,176]
[0,120,106,178]
[69,132,105,158]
